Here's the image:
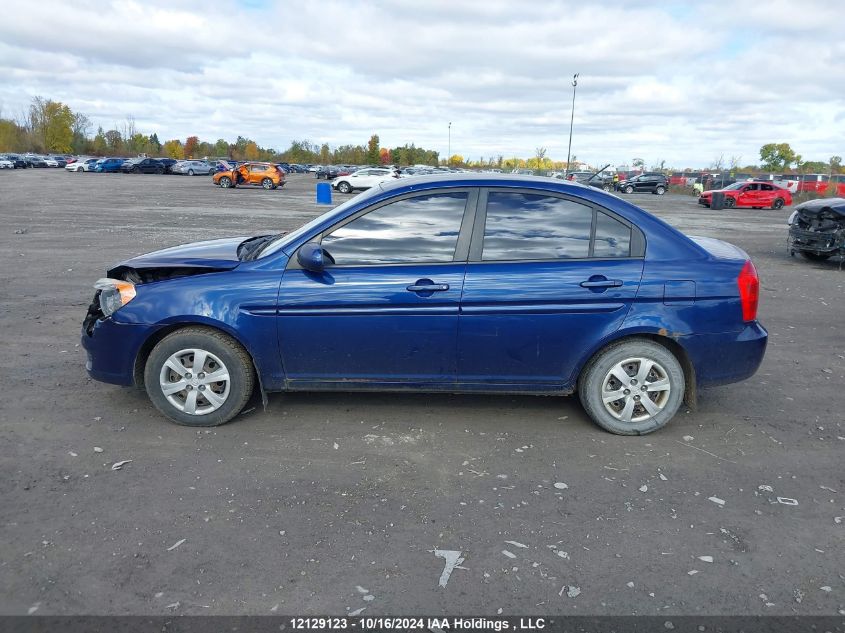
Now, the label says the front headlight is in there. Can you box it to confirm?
[94,278,136,316]
[787,210,797,226]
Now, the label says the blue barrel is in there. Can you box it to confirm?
[316,182,332,205]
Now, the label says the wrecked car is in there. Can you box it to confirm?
[788,197,845,261]
[82,173,767,436]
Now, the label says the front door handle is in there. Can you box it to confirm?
[407,283,450,292]
[580,278,623,288]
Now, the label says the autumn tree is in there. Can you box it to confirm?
[366,134,380,165]
[184,135,199,158]
[320,143,330,165]
[104,129,123,154]
[379,147,391,165]
[759,143,800,171]
[163,139,184,159]
[244,140,260,160]
[29,97,74,152]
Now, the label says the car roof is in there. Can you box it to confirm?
[376,172,593,192]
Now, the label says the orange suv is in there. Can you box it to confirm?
[213,162,286,189]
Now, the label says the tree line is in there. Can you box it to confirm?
[0,97,443,166]
[1,97,841,173]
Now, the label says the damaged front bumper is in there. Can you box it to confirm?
[788,226,845,257]
[81,295,159,386]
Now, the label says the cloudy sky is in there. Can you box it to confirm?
[1,0,843,167]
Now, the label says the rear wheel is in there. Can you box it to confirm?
[772,198,785,210]
[261,178,273,189]
[144,327,255,427]
[624,185,634,194]
[578,339,684,435]
[219,176,232,188]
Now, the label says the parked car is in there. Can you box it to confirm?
[173,160,214,176]
[156,158,179,174]
[2,154,27,168]
[616,173,668,195]
[316,165,342,179]
[81,173,767,435]
[0,157,13,169]
[331,167,396,193]
[49,156,68,168]
[788,197,845,261]
[213,162,285,189]
[698,181,791,209]
[120,157,165,174]
[93,158,126,173]
[65,158,99,172]
[28,157,48,168]
[42,157,59,167]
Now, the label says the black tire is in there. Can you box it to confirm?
[603,184,612,192]
[655,185,666,195]
[156,168,164,175]
[624,185,634,194]
[799,251,832,261]
[724,197,735,208]
[144,326,255,427]
[262,178,273,189]
[578,339,685,435]
[188,169,194,176]
[772,198,785,210]
[219,176,232,188]
[132,166,139,173]
[337,181,352,194]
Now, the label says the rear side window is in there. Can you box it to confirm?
[481,191,635,261]
[593,211,631,257]
[482,192,592,260]
[322,192,468,265]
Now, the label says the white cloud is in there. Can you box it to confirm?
[0,0,842,166]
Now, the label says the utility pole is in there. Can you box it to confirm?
[565,73,579,177]
[448,122,452,168]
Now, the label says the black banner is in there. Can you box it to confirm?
[1,616,843,633]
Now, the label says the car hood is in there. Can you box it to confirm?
[794,197,845,219]
[109,237,248,274]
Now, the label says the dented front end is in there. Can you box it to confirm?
[789,198,845,259]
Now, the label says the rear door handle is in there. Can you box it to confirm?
[580,278,623,288]
[407,283,450,292]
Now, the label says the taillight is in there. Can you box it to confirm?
[737,260,759,322]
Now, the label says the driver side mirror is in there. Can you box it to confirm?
[297,242,329,272]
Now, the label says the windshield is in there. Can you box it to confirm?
[258,187,384,258]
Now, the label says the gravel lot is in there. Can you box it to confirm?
[0,170,843,616]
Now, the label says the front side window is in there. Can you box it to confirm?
[482,192,593,260]
[321,192,468,266]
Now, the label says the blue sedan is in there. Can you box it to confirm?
[82,174,767,434]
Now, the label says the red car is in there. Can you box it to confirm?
[699,181,792,209]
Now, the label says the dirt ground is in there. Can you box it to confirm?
[0,170,842,616]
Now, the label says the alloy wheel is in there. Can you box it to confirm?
[600,357,672,423]
[159,348,231,415]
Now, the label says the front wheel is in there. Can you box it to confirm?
[772,198,785,210]
[624,185,634,194]
[724,197,735,208]
[188,169,194,176]
[578,339,684,435]
[655,186,666,195]
[218,176,232,188]
[132,166,139,173]
[261,178,273,189]
[144,327,255,427]
[337,181,352,194]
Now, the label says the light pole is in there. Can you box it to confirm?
[565,73,579,177]
[448,122,452,167]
